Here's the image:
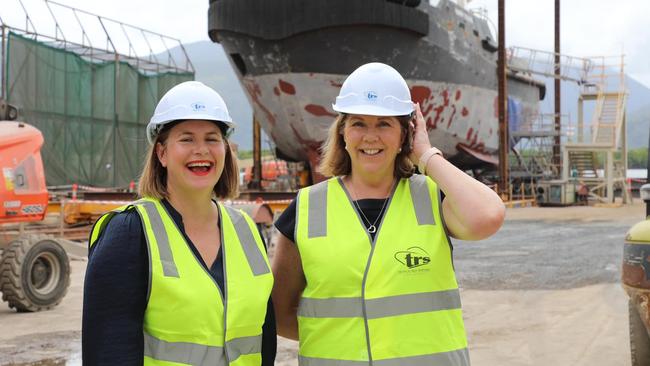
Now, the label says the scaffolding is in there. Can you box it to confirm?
[507,47,629,204]
[0,0,195,187]
[510,112,572,179]
[507,110,574,201]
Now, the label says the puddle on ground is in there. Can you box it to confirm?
[0,331,81,366]
[2,354,80,366]
[2,353,80,366]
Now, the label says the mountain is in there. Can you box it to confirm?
[628,103,650,149]
[166,41,650,150]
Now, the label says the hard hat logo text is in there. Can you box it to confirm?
[366,91,378,102]
[191,103,206,112]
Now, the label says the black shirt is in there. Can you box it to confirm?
[82,199,276,366]
[275,198,388,243]
[275,189,445,243]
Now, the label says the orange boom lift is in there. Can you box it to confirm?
[0,115,71,312]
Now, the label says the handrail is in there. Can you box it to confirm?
[507,46,592,84]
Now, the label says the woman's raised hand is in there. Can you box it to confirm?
[409,102,433,165]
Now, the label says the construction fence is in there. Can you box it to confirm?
[5,32,193,187]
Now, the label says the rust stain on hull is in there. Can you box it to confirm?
[279,79,296,95]
[305,104,337,118]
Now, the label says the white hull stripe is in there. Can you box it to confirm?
[298,289,461,319]
[298,348,470,366]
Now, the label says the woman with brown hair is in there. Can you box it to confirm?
[83,81,275,366]
[272,63,505,366]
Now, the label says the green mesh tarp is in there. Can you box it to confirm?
[5,32,193,187]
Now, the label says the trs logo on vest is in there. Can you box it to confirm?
[394,247,431,269]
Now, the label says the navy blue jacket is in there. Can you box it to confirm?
[82,200,276,366]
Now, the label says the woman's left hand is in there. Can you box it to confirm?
[409,102,432,165]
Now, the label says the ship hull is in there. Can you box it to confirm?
[208,0,544,171]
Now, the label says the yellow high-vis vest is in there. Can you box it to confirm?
[295,175,469,366]
[90,198,273,366]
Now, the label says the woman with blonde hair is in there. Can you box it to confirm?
[83,81,275,366]
[272,63,505,366]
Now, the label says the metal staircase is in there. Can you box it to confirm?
[591,92,627,145]
[568,151,598,178]
[563,55,629,203]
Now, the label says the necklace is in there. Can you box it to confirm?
[348,179,394,234]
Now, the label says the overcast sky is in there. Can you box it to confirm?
[468,0,650,88]
[3,0,649,87]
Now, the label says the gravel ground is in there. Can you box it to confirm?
[454,218,631,290]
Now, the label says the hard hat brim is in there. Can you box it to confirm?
[332,104,413,117]
[178,114,234,129]
[147,118,236,144]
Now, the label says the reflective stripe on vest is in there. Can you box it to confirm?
[299,348,470,366]
[90,198,272,366]
[139,200,180,277]
[308,181,328,238]
[295,176,469,366]
[409,174,436,226]
[144,332,262,365]
[224,206,271,276]
[298,288,461,319]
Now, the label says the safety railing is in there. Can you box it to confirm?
[507,46,593,84]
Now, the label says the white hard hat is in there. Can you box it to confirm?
[332,62,414,117]
[147,81,235,144]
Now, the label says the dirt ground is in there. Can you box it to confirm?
[0,202,645,365]
[275,284,629,366]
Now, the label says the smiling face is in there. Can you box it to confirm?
[342,114,404,180]
[156,120,226,197]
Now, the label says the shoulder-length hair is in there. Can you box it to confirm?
[317,114,414,178]
[138,121,239,200]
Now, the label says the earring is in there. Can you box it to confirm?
[398,147,402,153]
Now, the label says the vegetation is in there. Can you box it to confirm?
[511,148,648,170]
[593,149,649,169]
[628,148,649,169]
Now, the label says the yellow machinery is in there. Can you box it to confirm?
[622,183,650,365]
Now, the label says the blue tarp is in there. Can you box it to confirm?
[508,96,522,132]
